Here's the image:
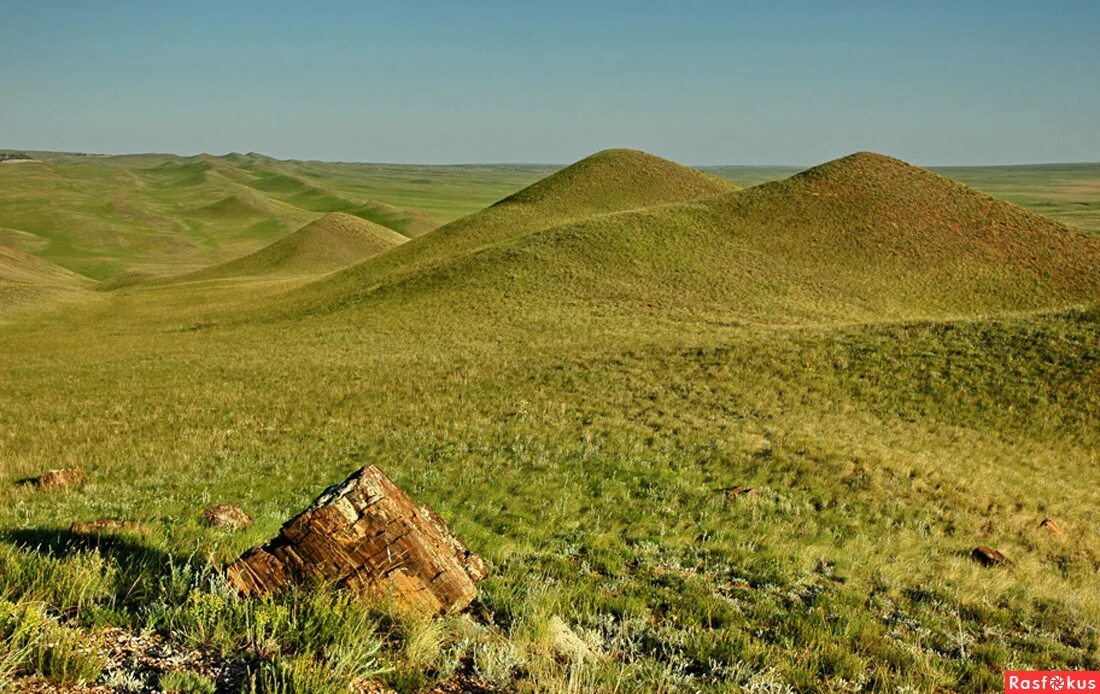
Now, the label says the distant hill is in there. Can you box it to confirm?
[196,192,286,218]
[173,212,408,282]
[297,151,1100,323]
[0,152,439,279]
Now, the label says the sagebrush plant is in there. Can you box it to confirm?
[0,599,108,687]
[0,153,1098,691]
[158,669,217,694]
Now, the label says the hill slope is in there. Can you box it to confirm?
[298,152,1100,324]
[175,212,408,281]
[696,152,1100,317]
[0,245,90,316]
[0,245,86,286]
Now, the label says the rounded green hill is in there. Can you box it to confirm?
[179,212,409,281]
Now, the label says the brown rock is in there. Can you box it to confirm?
[1039,517,1062,536]
[36,468,86,490]
[70,519,148,536]
[971,545,1012,567]
[719,485,757,498]
[203,504,253,530]
[227,465,487,615]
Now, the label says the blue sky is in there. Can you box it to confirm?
[2,1,1098,164]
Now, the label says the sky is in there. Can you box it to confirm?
[2,1,1098,165]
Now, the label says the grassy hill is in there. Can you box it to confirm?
[194,192,287,219]
[398,147,736,257]
[698,152,1100,317]
[936,162,1100,235]
[299,152,1100,326]
[0,150,1098,692]
[3,149,1094,283]
[709,161,1100,235]
[173,212,408,282]
[295,148,738,314]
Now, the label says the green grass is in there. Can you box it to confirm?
[0,150,1098,691]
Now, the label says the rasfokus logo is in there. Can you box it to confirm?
[1005,672,1100,693]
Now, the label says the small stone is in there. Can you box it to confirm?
[36,468,86,490]
[1039,518,1062,536]
[71,519,148,536]
[203,504,253,530]
[546,615,597,663]
[719,485,757,499]
[971,545,1011,567]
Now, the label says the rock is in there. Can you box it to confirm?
[971,545,1012,567]
[546,616,597,663]
[1039,517,1062,536]
[203,504,253,530]
[227,465,487,615]
[36,468,87,490]
[719,485,757,498]
[71,519,148,536]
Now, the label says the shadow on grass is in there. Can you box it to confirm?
[1,527,174,582]
[0,528,190,612]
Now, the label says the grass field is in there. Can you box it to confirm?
[0,149,1098,692]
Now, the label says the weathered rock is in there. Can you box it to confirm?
[971,545,1012,567]
[1039,517,1062,536]
[203,504,253,530]
[36,468,86,490]
[546,615,598,663]
[227,465,487,615]
[719,485,757,499]
[71,519,148,536]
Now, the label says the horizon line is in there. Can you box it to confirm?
[3,146,1100,170]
